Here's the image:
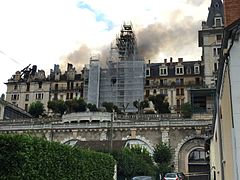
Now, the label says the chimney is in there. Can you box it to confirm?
[148,60,151,64]
[224,0,240,26]
[178,58,183,63]
[164,59,167,64]
[170,57,173,63]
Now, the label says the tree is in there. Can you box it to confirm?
[65,98,87,113]
[102,102,120,113]
[112,146,156,179]
[181,102,193,118]
[153,142,172,176]
[133,100,149,113]
[148,94,170,113]
[87,103,98,112]
[47,100,67,116]
[28,101,45,118]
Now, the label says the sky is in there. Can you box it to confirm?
[0,0,210,95]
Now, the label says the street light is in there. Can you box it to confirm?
[110,109,115,152]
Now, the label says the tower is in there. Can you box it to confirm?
[198,0,224,87]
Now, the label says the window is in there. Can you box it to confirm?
[189,149,206,162]
[159,67,168,76]
[36,93,43,100]
[145,80,150,86]
[25,94,29,101]
[181,88,184,95]
[214,17,222,27]
[175,66,184,75]
[11,94,19,100]
[216,34,222,44]
[213,47,221,57]
[145,68,150,77]
[176,89,180,96]
[38,82,42,89]
[55,84,58,90]
[214,63,218,72]
[176,78,184,85]
[153,89,157,94]
[14,84,17,90]
[145,90,150,97]
[194,65,200,74]
[25,104,28,111]
[26,83,30,92]
[186,67,191,74]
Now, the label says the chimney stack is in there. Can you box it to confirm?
[148,60,151,64]
[178,58,183,63]
[164,59,167,63]
[224,0,240,26]
[170,57,173,63]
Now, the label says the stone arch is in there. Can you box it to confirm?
[61,136,86,144]
[122,135,154,154]
[174,135,206,172]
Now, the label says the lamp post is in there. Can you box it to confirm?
[110,109,115,152]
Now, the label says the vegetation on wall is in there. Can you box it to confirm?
[47,99,67,116]
[0,134,115,180]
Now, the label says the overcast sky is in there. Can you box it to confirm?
[0,0,210,95]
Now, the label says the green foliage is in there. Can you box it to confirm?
[133,100,149,113]
[87,103,98,112]
[48,100,67,116]
[153,142,172,175]
[148,94,170,113]
[181,102,193,118]
[0,134,115,180]
[28,101,45,118]
[65,98,87,113]
[112,146,156,179]
[102,102,120,113]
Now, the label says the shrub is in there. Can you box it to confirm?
[0,134,115,180]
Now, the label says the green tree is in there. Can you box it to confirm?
[48,100,67,116]
[181,102,193,118]
[148,94,170,113]
[87,103,98,112]
[153,142,172,176]
[112,146,156,179]
[133,100,149,113]
[102,102,120,113]
[28,101,45,118]
[65,98,87,113]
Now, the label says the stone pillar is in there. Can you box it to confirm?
[162,128,169,145]
[130,128,137,138]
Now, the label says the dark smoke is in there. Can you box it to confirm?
[60,45,91,71]
[136,14,201,60]
[60,44,111,71]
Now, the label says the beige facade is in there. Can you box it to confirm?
[144,58,203,113]
[198,0,224,87]
[5,64,83,113]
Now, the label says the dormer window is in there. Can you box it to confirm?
[175,66,184,75]
[186,67,191,74]
[145,68,150,77]
[194,65,200,74]
[159,67,168,76]
[216,34,222,44]
[214,17,222,27]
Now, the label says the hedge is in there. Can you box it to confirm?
[0,134,115,180]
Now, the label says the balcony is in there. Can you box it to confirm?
[50,86,82,92]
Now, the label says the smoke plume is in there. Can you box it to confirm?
[136,14,201,60]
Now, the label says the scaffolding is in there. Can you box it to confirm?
[99,22,145,112]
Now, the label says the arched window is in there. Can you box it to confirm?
[188,148,206,162]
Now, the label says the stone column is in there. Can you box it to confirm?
[161,128,169,145]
